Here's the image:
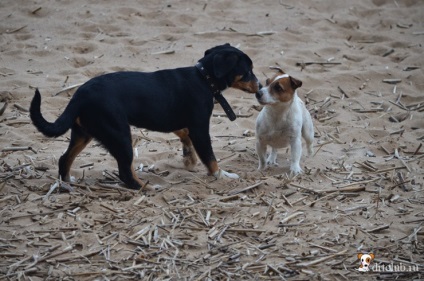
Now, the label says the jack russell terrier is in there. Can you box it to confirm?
[255,67,314,174]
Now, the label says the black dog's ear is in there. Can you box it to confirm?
[213,53,238,78]
[205,48,213,56]
[205,43,231,56]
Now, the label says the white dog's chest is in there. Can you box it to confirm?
[257,122,294,148]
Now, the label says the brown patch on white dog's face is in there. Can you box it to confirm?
[268,73,302,103]
[255,70,302,105]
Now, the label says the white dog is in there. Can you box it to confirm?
[255,67,314,174]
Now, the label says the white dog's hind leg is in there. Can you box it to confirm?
[256,141,268,170]
[302,113,315,156]
[304,132,314,156]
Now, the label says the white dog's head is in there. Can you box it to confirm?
[357,253,375,272]
[255,67,302,105]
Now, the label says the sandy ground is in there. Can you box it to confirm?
[1,0,423,280]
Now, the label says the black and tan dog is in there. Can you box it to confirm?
[30,44,260,190]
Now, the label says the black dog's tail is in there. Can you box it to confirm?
[30,89,78,137]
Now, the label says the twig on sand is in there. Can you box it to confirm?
[213,112,253,118]
[14,103,29,112]
[382,79,402,84]
[280,211,304,224]
[151,49,175,55]
[296,61,341,66]
[337,86,349,98]
[313,140,333,157]
[43,181,59,202]
[31,7,42,14]
[195,262,223,281]
[227,181,263,196]
[52,83,84,96]
[317,185,365,194]
[2,146,37,154]
[366,223,391,233]
[0,102,8,115]
[24,245,74,269]
[6,25,27,34]
[296,249,348,267]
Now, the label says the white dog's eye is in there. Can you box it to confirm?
[274,83,283,91]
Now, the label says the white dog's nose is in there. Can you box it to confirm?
[255,90,263,100]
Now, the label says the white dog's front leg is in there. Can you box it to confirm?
[256,140,267,170]
[290,136,303,174]
[266,147,278,166]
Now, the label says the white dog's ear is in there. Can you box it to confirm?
[269,66,285,74]
[370,253,375,260]
[290,76,302,89]
[265,78,272,86]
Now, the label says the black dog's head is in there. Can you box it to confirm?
[199,43,260,93]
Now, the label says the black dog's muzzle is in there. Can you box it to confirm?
[255,85,264,100]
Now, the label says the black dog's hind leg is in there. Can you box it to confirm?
[59,123,92,182]
[92,121,145,190]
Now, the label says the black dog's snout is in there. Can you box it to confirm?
[255,80,264,100]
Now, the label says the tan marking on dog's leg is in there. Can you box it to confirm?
[131,164,161,191]
[61,135,92,182]
[207,160,219,175]
[130,163,146,187]
[174,128,197,170]
[75,117,82,127]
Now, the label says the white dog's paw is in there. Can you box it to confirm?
[266,153,278,167]
[289,164,303,175]
[267,160,279,167]
[307,145,314,156]
[214,169,239,179]
[257,164,266,171]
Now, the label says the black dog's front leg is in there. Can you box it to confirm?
[188,127,218,175]
[174,128,197,171]
[189,127,239,179]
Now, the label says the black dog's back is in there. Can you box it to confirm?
[73,68,210,133]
